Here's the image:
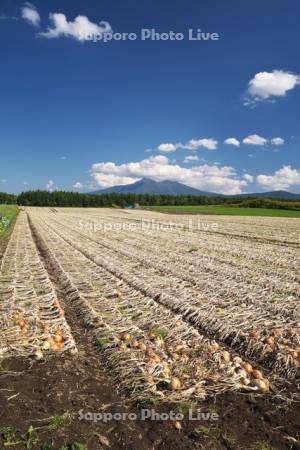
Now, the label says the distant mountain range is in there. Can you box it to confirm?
[90,178,300,199]
[232,190,300,199]
[91,178,217,196]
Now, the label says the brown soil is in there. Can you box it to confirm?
[0,287,299,450]
[1,353,300,449]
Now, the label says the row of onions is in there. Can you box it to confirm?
[0,213,77,360]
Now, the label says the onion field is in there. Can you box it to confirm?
[1,207,299,407]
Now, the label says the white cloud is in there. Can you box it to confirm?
[21,3,40,27]
[46,180,57,191]
[243,173,254,183]
[157,143,179,153]
[72,182,85,189]
[257,166,300,190]
[243,134,267,146]
[271,137,284,145]
[90,154,248,195]
[246,70,300,104]
[183,155,199,163]
[1,179,7,183]
[157,138,218,153]
[182,138,218,150]
[39,12,111,41]
[224,137,240,147]
[61,155,67,160]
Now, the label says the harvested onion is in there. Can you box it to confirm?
[54,331,64,344]
[120,332,131,341]
[243,362,253,374]
[148,331,156,339]
[170,377,182,390]
[265,336,275,346]
[252,369,263,380]
[208,342,220,353]
[252,379,269,393]
[118,343,127,351]
[222,351,231,362]
[34,349,44,360]
[174,421,182,430]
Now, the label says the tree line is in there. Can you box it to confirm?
[0,190,300,210]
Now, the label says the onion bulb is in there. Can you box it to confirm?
[265,336,275,346]
[208,342,220,353]
[222,351,231,363]
[118,343,127,351]
[138,342,147,352]
[240,377,250,386]
[252,379,269,393]
[249,330,260,339]
[54,331,64,344]
[120,332,131,341]
[170,377,182,390]
[52,342,64,351]
[18,319,27,329]
[243,362,253,374]
[174,421,182,430]
[34,349,44,360]
[148,331,156,339]
[131,340,139,349]
[252,369,263,380]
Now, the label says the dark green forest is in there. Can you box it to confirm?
[0,190,300,211]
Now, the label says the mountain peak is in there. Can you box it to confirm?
[90,178,217,196]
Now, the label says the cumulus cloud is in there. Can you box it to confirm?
[72,182,85,189]
[183,155,199,163]
[157,143,179,153]
[157,138,218,152]
[224,138,240,147]
[243,173,254,183]
[257,166,300,190]
[39,12,111,41]
[271,137,284,145]
[245,70,300,105]
[243,134,267,146]
[21,2,40,26]
[90,155,248,195]
[182,138,218,150]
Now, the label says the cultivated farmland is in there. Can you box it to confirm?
[0,207,299,448]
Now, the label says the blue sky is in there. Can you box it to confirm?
[0,0,300,194]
